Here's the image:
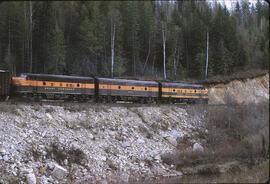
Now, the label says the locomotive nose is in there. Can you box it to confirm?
[12,77,25,86]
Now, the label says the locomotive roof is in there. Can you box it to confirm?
[20,73,94,83]
[21,73,94,80]
[97,77,158,85]
[161,82,204,89]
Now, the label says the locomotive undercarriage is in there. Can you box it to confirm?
[12,92,208,104]
[15,92,94,102]
[97,95,157,104]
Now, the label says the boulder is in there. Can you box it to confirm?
[122,142,130,148]
[175,171,183,176]
[3,155,9,162]
[193,142,204,152]
[88,133,94,139]
[165,136,178,147]
[120,173,129,183]
[171,130,181,137]
[20,168,36,184]
[52,163,68,180]
[0,148,6,155]
[26,173,37,184]
[136,138,145,144]
[46,113,52,120]
[153,154,161,161]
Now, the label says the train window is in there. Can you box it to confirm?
[60,83,62,87]
[43,82,46,86]
[195,90,196,93]
[173,89,175,92]
[118,86,121,89]
[77,84,80,87]
[131,87,134,90]
[51,83,54,86]
[66,84,68,87]
[70,84,73,87]
[145,87,147,91]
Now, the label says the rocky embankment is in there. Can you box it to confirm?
[0,103,207,184]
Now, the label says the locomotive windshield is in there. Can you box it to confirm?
[19,73,27,78]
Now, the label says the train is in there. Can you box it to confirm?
[0,70,10,100]
[1,72,208,103]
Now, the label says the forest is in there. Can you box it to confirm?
[0,0,268,80]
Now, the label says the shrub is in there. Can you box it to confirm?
[45,142,86,165]
[163,102,269,170]
[204,102,269,162]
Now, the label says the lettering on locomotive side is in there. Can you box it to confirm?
[44,87,56,90]
[44,87,75,91]
[57,87,75,91]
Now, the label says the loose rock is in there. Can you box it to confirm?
[52,163,68,180]
[193,142,204,152]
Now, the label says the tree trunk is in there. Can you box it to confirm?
[8,13,11,73]
[22,2,26,73]
[103,33,107,70]
[176,47,180,78]
[173,46,177,79]
[24,2,29,73]
[132,32,136,77]
[29,1,33,73]
[205,31,209,79]
[162,22,166,79]
[143,39,151,75]
[152,55,156,76]
[111,18,115,78]
[185,39,189,73]
[55,12,58,74]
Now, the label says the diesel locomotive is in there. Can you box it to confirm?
[0,70,10,100]
[7,73,208,103]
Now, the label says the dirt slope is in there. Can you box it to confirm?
[207,73,269,105]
